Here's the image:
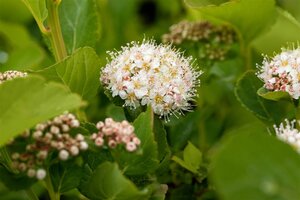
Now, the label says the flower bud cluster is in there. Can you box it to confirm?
[9,112,88,180]
[0,70,27,84]
[162,20,236,61]
[100,40,201,121]
[257,47,300,99]
[91,118,141,152]
[274,119,300,153]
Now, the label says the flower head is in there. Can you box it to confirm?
[91,118,141,152]
[0,70,27,84]
[8,112,88,180]
[274,119,300,153]
[100,40,202,120]
[257,47,300,99]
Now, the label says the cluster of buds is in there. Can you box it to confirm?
[274,119,300,153]
[100,40,201,121]
[257,47,300,99]
[0,70,27,84]
[162,20,236,61]
[91,118,141,152]
[9,112,88,180]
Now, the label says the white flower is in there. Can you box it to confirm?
[100,40,202,120]
[0,70,27,84]
[274,119,300,153]
[36,169,46,180]
[257,47,300,99]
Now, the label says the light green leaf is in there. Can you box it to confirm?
[257,87,291,102]
[21,0,47,32]
[172,142,202,174]
[59,0,101,54]
[185,0,228,7]
[211,128,300,200]
[116,107,159,175]
[79,162,148,200]
[38,47,101,101]
[235,71,296,124]
[253,8,300,55]
[0,75,83,146]
[185,0,277,43]
[0,21,45,70]
[0,0,32,23]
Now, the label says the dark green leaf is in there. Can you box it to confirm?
[79,162,148,200]
[0,75,83,146]
[59,0,101,54]
[38,47,101,101]
[235,71,296,124]
[49,161,83,193]
[211,128,300,200]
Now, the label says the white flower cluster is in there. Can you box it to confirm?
[100,40,201,120]
[0,70,27,84]
[274,119,300,153]
[10,112,88,180]
[91,118,141,152]
[257,48,300,99]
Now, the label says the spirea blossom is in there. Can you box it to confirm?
[100,40,202,120]
[0,70,27,84]
[274,119,300,153]
[9,112,88,180]
[91,118,141,152]
[257,47,300,99]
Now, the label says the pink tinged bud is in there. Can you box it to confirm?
[108,139,117,148]
[50,126,60,134]
[33,131,43,139]
[35,123,46,131]
[121,135,131,143]
[91,133,97,140]
[11,153,19,160]
[132,137,141,145]
[79,141,88,150]
[70,145,79,156]
[70,120,80,127]
[105,118,113,125]
[56,142,65,150]
[37,150,48,160]
[36,169,46,180]
[18,163,27,171]
[126,142,137,152]
[61,124,70,132]
[59,150,69,160]
[102,127,113,136]
[95,137,104,146]
[27,169,36,178]
[76,134,84,141]
[45,132,53,140]
[53,117,62,124]
[96,121,104,129]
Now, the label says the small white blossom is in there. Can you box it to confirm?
[257,47,300,99]
[100,40,202,121]
[274,119,300,153]
[0,70,27,84]
[59,149,69,160]
[36,169,46,180]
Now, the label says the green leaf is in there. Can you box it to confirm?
[59,0,101,54]
[0,0,32,23]
[257,87,291,101]
[172,142,202,174]
[185,0,228,7]
[185,0,277,43]
[21,0,47,32]
[116,107,159,175]
[211,128,300,200]
[0,21,45,70]
[38,47,101,101]
[0,165,36,190]
[235,71,296,124]
[0,75,83,146]
[49,161,83,193]
[79,162,148,200]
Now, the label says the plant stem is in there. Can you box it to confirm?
[46,0,67,61]
[44,171,60,200]
[26,188,39,200]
